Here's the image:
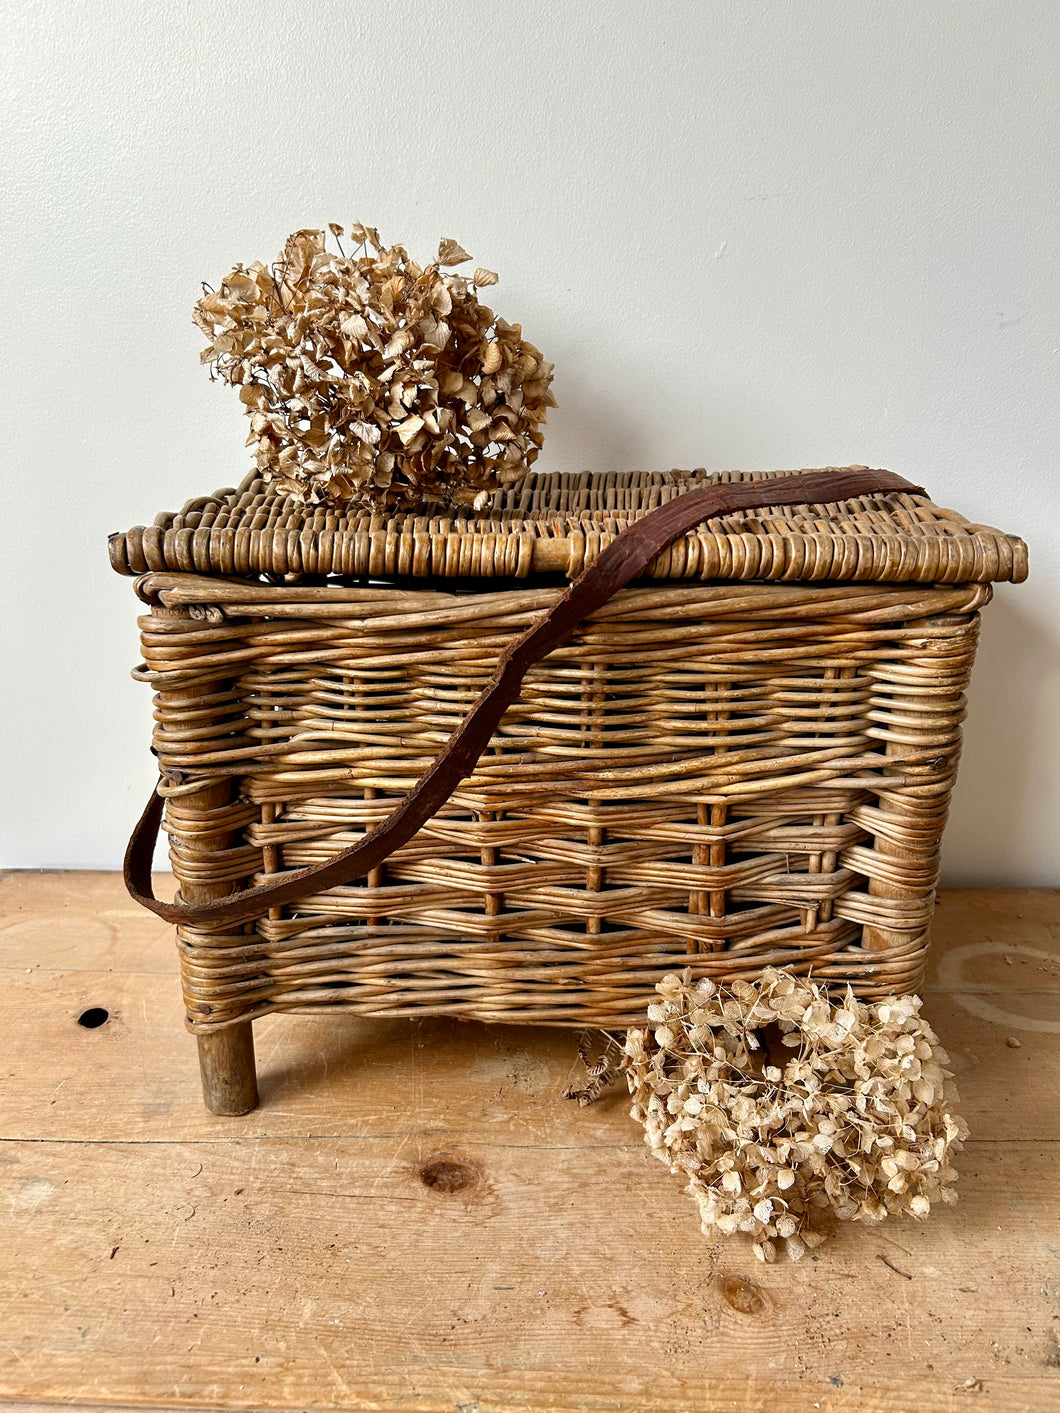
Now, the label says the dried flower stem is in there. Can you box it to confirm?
[564,1029,626,1105]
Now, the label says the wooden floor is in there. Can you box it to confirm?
[1,874,1058,1413]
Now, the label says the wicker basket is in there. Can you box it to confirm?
[110,466,1026,1113]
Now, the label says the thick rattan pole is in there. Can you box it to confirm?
[197,1022,257,1117]
[859,607,982,960]
[172,774,259,1114]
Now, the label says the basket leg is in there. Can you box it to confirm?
[165,769,259,1115]
[197,1022,258,1115]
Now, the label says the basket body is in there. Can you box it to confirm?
[134,571,989,1030]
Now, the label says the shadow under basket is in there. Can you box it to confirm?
[109,466,1027,1114]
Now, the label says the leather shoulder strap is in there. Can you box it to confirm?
[125,468,921,925]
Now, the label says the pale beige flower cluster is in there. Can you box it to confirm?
[194,224,555,510]
[625,968,967,1262]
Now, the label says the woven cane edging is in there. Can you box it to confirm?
[110,467,1027,584]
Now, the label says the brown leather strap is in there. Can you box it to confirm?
[125,467,922,925]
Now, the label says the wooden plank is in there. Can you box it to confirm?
[0,875,1058,1413]
[3,1129,1060,1413]
[0,1395,1057,1413]
[1,1135,1058,1412]
[0,967,615,1144]
[0,870,176,975]
[1,969,1057,1147]
[2,883,1056,1147]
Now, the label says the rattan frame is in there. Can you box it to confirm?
[137,574,986,1014]
[113,468,1023,1113]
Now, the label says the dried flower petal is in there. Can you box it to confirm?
[437,237,471,266]
[481,341,503,375]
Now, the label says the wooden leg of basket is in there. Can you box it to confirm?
[166,766,259,1115]
[197,1023,258,1115]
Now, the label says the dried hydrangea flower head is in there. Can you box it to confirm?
[194,224,556,511]
[625,968,968,1262]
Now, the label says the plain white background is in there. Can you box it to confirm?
[2,0,1057,881]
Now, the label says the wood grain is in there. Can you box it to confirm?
[1,873,1058,1413]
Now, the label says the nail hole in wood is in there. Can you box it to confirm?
[77,1007,110,1029]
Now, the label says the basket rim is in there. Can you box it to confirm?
[108,465,1027,586]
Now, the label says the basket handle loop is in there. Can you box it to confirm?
[124,468,921,925]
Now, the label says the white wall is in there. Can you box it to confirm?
[2,0,1057,882]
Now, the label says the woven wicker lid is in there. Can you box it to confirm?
[109,466,1027,584]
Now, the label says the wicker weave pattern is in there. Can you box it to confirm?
[111,468,1027,584]
[133,572,988,1029]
